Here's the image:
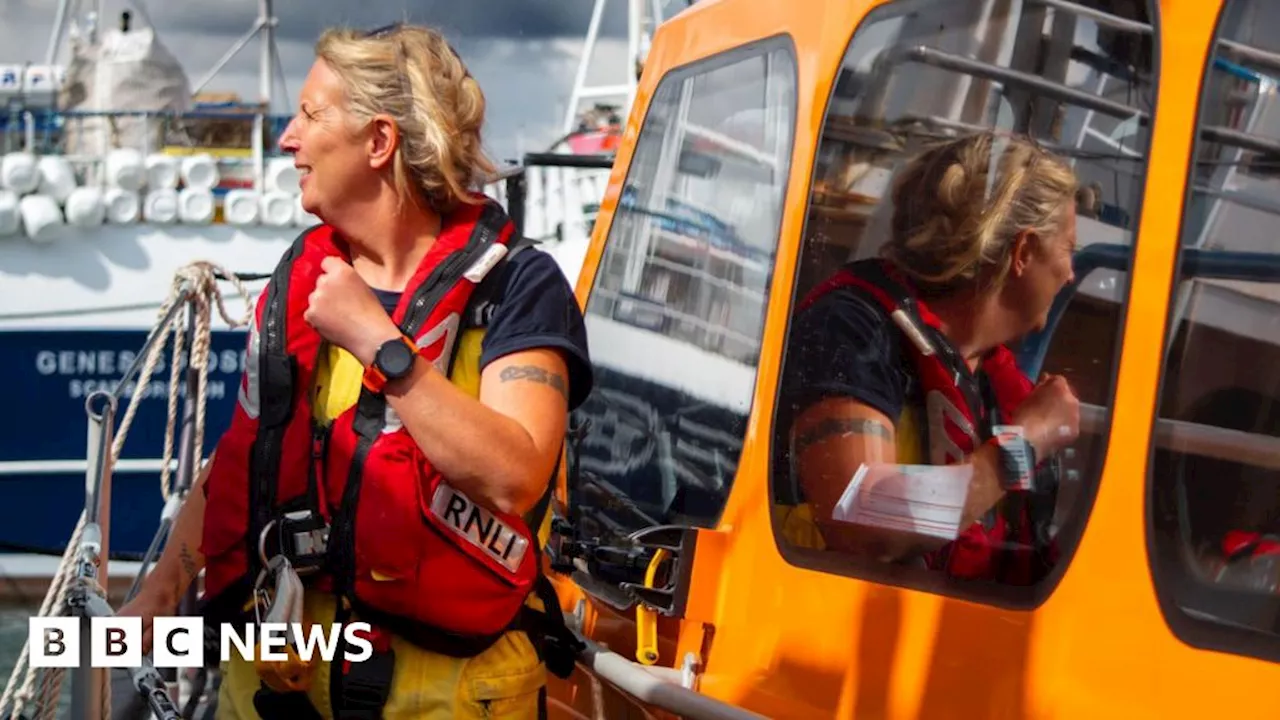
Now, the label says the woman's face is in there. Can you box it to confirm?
[277,59,379,221]
[1005,204,1078,334]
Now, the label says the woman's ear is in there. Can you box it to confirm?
[367,113,400,170]
[1009,229,1036,277]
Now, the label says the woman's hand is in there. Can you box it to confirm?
[1011,373,1081,458]
[115,585,178,655]
[304,256,400,365]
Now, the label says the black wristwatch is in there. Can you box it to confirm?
[990,425,1037,492]
[363,335,418,393]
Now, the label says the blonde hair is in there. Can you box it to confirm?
[882,132,1078,295]
[315,25,495,214]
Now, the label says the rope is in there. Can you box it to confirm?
[0,262,255,720]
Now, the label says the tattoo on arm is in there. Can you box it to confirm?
[795,418,892,454]
[179,543,198,581]
[499,365,568,400]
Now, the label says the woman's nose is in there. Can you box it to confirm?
[278,118,300,154]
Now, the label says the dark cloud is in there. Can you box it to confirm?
[109,0,633,43]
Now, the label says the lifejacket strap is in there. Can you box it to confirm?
[252,685,324,720]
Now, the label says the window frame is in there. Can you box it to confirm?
[565,32,800,611]
[766,0,1163,611]
[1143,0,1280,664]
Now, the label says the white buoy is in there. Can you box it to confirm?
[36,155,77,203]
[143,189,179,224]
[2,152,39,195]
[64,186,106,227]
[260,191,295,228]
[103,188,140,224]
[223,189,260,226]
[106,148,146,192]
[265,157,301,195]
[145,154,180,190]
[19,193,64,242]
[180,154,219,191]
[178,188,215,225]
[0,190,19,236]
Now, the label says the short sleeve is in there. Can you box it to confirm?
[479,248,594,410]
[780,288,907,422]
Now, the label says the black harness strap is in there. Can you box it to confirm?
[326,203,509,719]
[247,231,312,583]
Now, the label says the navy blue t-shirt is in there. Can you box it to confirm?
[778,287,911,424]
[371,247,594,410]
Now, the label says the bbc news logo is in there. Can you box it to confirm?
[29,618,375,668]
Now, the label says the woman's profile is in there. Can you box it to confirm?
[776,131,1082,586]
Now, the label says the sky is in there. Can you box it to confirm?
[0,0,690,162]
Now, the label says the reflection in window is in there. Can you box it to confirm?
[771,0,1154,604]
[570,41,797,550]
[1149,0,1280,662]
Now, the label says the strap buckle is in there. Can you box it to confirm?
[250,555,315,693]
[258,510,330,576]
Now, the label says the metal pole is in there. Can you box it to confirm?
[188,20,266,97]
[506,170,527,239]
[579,638,766,720]
[626,0,642,109]
[170,307,204,705]
[71,393,115,720]
[563,0,608,136]
[43,0,74,66]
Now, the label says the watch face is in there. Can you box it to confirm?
[378,339,416,377]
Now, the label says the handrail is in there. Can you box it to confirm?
[522,151,616,169]
[1200,124,1280,158]
[1219,38,1280,76]
[1027,0,1152,34]
[579,638,767,720]
[1080,403,1280,470]
[898,45,1149,123]
[888,45,1280,161]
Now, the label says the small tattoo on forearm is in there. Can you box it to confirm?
[500,365,568,400]
[179,543,198,580]
[795,418,891,453]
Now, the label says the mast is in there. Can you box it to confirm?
[561,0,650,138]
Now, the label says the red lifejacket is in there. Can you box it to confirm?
[200,198,541,650]
[799,259,1060,586]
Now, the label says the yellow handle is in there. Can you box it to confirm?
[635,548,669,665]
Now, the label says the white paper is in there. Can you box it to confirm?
[831,462,973,541]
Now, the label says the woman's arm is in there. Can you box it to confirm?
[117,453,211,650]
[381,346,570,516]
[143,455,211,605]
[792,397,1009,560]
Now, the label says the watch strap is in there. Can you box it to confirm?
[990,424,1036,493]
[362,335,418,394]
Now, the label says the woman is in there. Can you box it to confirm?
[120,23,592,719]
[777,131,1081,586]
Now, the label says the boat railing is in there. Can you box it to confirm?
[1,106,294,194]
[0,266,233,720]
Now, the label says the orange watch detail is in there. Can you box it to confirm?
[362,335,418,394]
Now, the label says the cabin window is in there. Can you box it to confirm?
[1148,0,1280,663]
[568,39,797,560]
[770,0,1155,606]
